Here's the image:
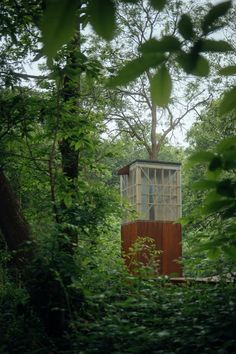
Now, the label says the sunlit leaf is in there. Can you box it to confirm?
[178,217,191,226]
[41,0,78,59]
[219,86,236,115]
[207,248,221,260]
[149,0,167,11]
[150,65,172,107]
[139,36,181,53]
[157,330,170,338]
[201,1,232,35]
[108,54,166,87]
[178,14,194,40]
[199,39,233,52]
[64,193,72,208]
[219,65,236,76]
[88,0,116,40]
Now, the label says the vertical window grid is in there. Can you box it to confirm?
[121,163,181,222]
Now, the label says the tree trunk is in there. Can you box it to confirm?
[0,168,33,264]
[58,30,82,254]
[150,101,157,160]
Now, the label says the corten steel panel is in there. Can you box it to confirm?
[121,221,182,276]
[162,223,182,276]
[121,222,138,269]
[136,221,163,273]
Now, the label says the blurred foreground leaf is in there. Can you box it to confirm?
[150,65,172,107]
[41,0,78,59]
[178,14,195,40]
[139,36,181,53]
[199,39,234,52]
[177,53,210,76]
[201,1,232,35]
[219,65,236,76]
[108,54,166,87]
[219,86,236,115]
[88,0,116,40]
[149,0,167,11]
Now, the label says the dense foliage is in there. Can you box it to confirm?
[1,258,236,353]
[0,0,235,353]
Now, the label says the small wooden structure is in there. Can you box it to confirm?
[118,160,182,276]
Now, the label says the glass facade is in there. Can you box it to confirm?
[120,160,181,222]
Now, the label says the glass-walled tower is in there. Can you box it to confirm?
[118,160,183,277]
[119,160,181,221]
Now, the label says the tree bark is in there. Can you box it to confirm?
[0,168,33,264]
[58,30,82,253]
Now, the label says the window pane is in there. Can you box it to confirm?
[170,170,177,185]
[141,167,149,184]
[156,170,162,184]
[163,170,169,185]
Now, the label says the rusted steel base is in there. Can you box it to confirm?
[121,220,182,277]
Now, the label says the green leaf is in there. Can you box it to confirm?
[223,246,236,259]
[216,136,236,153]
[187,151,215,167]
[207,248,221,260]
[216,178,236,198]
[209,156,223,171]
[177,52,209,76]
[199,39,233,52]
[88,0,116,40]
[219,65,236,76]
[177,52,195,73]
[108,58,145,87]
[217,179,235,198]
[201,1,232,35]
[204,199,231,213]
[178,217,191,226]
[192,55,210,76]
[149,0,167,11]
[120,0,139,2]
[150,65,172,107]
[192,179,217,190]
[41,0,78,59]
[64,193,72,208]
[139,36,181,53]
[178,14,194,40]
[219,86,236,115]
[108,54,166,87]
[224,151,236,169]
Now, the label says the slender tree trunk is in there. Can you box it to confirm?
[150,102,157,160]
[58,45,81,253]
